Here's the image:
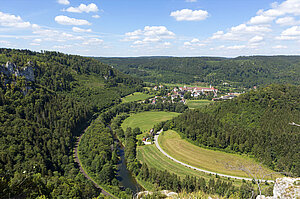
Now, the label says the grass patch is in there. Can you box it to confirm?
[121,111,180,140]
[121,111,180,134]
[158,130,282,180]
[186,100,212,109]
[121,92,153,103]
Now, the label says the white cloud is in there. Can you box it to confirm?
[276,16,300,26]
[273,45,288,49]
[64,3,99,13]
[275,0,300,16]
[82,38,103,45]
[231,24,271,33]
[0,11,31,28]
[33,38,42,43]
[275,35,298,40]
[248,15,275,25]
[282,26,300,36]
[53,44,74,49]
[245,0,300,26]
[185,0,197,2]
[33,26,84,42]
[92,15,100,19]
[227,45,246,50]
[184,38,206,48]
[72,27,92,33]
[143,26,175,38]
[124,26,175,47]
[170,9,208,21]
[210,24,271,41]
[30,43,40,46]
[55,15,91,26]
[249,36,264,43]
[57,0,70,5]
[0,40,11,45]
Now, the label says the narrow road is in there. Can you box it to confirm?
[154,129,274,183]
[74,129,116,198]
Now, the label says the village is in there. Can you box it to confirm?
[141,84,244,145]
[147,84,243,105]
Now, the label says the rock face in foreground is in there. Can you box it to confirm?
[273,177,300,199]
[257,177,300,199]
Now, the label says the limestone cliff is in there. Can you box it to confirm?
[0,61,34,81]
[257,177,300,199]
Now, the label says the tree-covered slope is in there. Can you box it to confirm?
[0,48,142,198]
[96,56,300,87]
[164,84,300,176]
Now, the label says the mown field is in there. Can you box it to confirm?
[137,144,245,190]
[121,111,180,132]
[186,100,212,109]
[158,130,281,180]
[121,92,153,103]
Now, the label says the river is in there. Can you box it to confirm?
[116,143,142,194]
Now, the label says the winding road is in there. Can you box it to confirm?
[154,129,274,183]
[74,129,116,198]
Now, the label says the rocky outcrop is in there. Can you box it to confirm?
[273,177,300,199]
[0,61,34,81]
[257,177,300,199]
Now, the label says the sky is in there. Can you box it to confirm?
[0,0,300,57]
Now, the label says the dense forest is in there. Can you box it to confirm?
[0,48,141,198]
[162,84,300,176]
[96,56,300,87]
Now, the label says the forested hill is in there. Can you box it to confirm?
[95,56,300,87]
[0,48,142,198]
[164,84,300,176]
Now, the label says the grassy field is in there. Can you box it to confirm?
[138,145,219,181]
[137,145,245,188]
[186,100,212,109]
[121,92,153,103]
[121,111,180,132]
[158,130,281,180]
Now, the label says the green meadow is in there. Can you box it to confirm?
[121,92,153,103]
[186,100,212,109]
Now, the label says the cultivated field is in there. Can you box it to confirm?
[138,145,220,181]
[121,92,153,103]
[137,144,245,190]
[121,111,180,132]
[186,100,212,109]
[158,130,281,180]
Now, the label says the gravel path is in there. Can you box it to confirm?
[154,129,274,183]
